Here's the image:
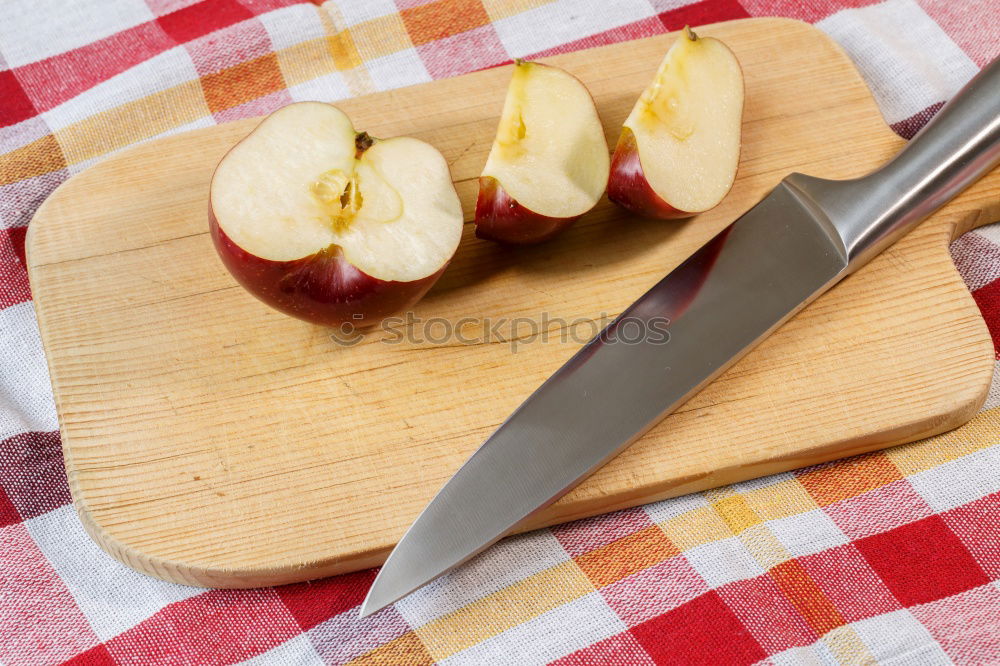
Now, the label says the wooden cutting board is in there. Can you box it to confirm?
[26,18,1000,588]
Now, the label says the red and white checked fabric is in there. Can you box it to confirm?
[1,1,999,664]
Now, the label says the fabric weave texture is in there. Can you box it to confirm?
[1,0,999,664]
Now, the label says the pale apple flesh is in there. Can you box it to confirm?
[209,102,463,327]
[608,27,744,219]
[476,61,610,244]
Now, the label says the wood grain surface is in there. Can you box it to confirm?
[26,18,1000,588]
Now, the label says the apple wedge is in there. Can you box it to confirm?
[608,27,744,219]
[476,60,610,244]
[210,102,463,328]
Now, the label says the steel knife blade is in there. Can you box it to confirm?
[360,57,1000,618]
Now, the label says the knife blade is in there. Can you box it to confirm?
[361,57,1000,618]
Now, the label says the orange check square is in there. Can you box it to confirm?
[201,53,284,114]
[0,134,65,185]
[575,525,680,588]
[402,0,491,45]
[796,452,903,506]
[770,558,845,636]
[351,631,434,665]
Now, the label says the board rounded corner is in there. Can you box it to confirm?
[73,495,385,589]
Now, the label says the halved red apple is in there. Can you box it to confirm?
[476,60,610,244]
[608,27,744,219]
[209,102,463,328]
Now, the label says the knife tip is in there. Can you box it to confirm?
[358,570,398,619]
[357,590,382,619]
[357,597,381,619]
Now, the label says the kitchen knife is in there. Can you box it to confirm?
[361,57,1000,617]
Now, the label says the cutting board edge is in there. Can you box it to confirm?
[529,351,995,528]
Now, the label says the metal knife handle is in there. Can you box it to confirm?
[790,56,1000,272]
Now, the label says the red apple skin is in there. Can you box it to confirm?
[475,176,580,245]
[607,127,695,220]
[210,210,445,328]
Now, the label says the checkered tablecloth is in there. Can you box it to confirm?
[2,0,999,664]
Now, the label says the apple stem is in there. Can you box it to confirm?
[355,132,376,158]
[684,25,698,41]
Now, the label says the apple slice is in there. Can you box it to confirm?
[608,27,744,219]
[210,102,463,328]
[476,60,610,244]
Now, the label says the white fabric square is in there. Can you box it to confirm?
[648,0,701,12]
[0,118,52,160]
[769,642,835,665]
[25,504,203,641]
[395,528,569,628]
[309,604,411,664]
[42,46,198,132]
[851,609,950,664]
[644,491,710,524]
[768,508,850,558]
[237,634,324,666]
[0,302,58,440]
[364,48,431,92]
[258,4,327,51]
[441,591,625,666]
[0,169,68,230]
[287,73,352,104]
[817,0,977,124]
[683,536,765,588]
[951,232,1000,293]
[0,0,155,68]
[971,224,1000,248]
[492,0,654,58]
[908,446,1000,513]
[332,0,400,27]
